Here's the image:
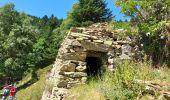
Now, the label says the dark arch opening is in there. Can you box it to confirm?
[86,57,103,77]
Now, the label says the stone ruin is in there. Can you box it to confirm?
[41,23,141,100]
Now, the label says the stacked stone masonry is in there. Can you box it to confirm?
[41,23,141,100]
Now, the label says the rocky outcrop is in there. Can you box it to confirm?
[135,80,170,100]
[41,23,141,100]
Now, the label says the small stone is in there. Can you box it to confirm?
[115,45,121,49]
[163,92,170,100]
[91,36,98,40]
[73,47,84,52]
[107,51,114,57]
[70,27,82,33]
[59,71,64,75]
[76,65,86,72]
[60,62,76,72]
[63,72,74,76]
[70,49,75,52]
[57,81,68,88]
[77,38,84,41]
[112,41,118,45]
[117,40,130,44]
[67,84,72,89]
[104,41,113,45]
[93,40,103,43]
[72,40,82,46]
[119,54,131,59]
[72,72,87,78]
[108,65,115,72]
[79,62,86,66]
[81,77,87,83]
[108,58,114,64]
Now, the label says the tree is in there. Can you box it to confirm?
[115,0,170,66]
[0,4,19,34]
[0,4,64,86]
[63,0,113,28]
[0,4,39,83]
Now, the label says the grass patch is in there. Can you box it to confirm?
[16,65,52,100]
[66,79,105,100]
[67,60,170,100]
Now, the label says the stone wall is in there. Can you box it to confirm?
[41,23,141,100]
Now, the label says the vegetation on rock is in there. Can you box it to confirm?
[115,0,170,66]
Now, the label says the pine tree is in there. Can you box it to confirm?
[65,0,113,27]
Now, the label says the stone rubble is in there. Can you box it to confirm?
[41,23,141,100]
[134,80,170,100]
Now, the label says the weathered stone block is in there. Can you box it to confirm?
[57,81,68,88]
[72,72,87,78]
[70,27,83,33]
[62,72,87,78]
[80,41,110,52]
[73,47,84,52]
[63,72,74,76]
[71,32,91,38]
[60,52,87,61]
[60,62,76,72]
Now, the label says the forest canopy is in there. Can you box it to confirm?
[0,4,63,85]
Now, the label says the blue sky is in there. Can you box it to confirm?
[0,0,129,21]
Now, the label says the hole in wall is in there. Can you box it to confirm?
[86,57,103,77]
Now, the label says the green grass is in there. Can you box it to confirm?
[66,80,105,100]
[16,65,52,100]
[67,60,170,100]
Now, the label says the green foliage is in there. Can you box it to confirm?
[115,0,170,66]
[109,21,138,39]
[115,0,138,17]
[0,4,64,85]
[0,4,39,83]
[63,0,113,28]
